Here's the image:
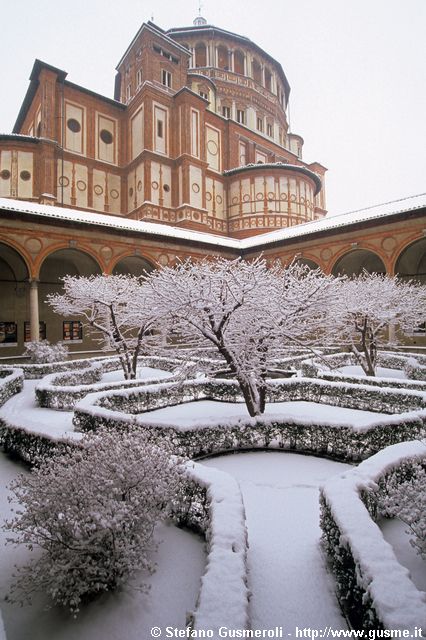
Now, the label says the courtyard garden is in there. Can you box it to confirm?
[0,259,425,639]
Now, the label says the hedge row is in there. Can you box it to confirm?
[72,378,426,462]
[320,441,426,631]
[0,368,24,408]
[35,356,184,410]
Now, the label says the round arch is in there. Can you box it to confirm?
[111,255,155,277]
[39,248,103,347]
[234,49,245,75]
[331,249,386,276]
[394,238,426,284]
[194,42,207,67]
[0,242,31,350]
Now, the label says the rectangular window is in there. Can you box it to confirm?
[257,117,264,132]
[24,321,46,342]
[136,69,143,88]
[236,109,245,125]
[199,91,208,100]
[161,70,172,88]
[157,120,163,138]
[222,106,231,119]
[267,123,273,137]
[0,322,17,346]
[126,84,132,102]
[63,321,83,342]
[239,141,247,166]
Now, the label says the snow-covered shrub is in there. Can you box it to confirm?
[379,462,426,559]
[4,428,183,614]
[404,357,426,381]
[0,368,24,407]
[23,340,68,364]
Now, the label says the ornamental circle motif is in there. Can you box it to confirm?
[205,192,212,201]
[243,194,250,202]
[256,192,263,201]
[207,139,218,155]
[151,181,159,190]
[232,196,238,204]
[192,183,200,193]
[137,181,143,192]
[25,237,42,254]
[381,236,397,252]
[268,192,275,200]
[0,169,11,180]
[129,187,134,197]
[94,184,103,196]
[216,195,222,204]
[76,180,87,191]
[58,176,69,187]
[20,170,31,182]
[110,189,120,199]
[280,193,287,200]
[320,248,332,261]
[158,254,169,266]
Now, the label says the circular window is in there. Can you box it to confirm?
[67,118,81,133]
[58,176,70,187]
[163,184,170,192]
[0,169,11,180]
[20,170,31,181]
[100,129,113,144]
[94,184,103,196]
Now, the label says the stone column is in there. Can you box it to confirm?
[29,279,40,342]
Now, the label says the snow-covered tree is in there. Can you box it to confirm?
[4,429,183,614]
[23,340,68,364]
[331,273,426,376]
[47,274,156,379]
[380,462,426,560]
[144,257,337,416]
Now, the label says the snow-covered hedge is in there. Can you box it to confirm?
[404,357,426,381]
[0,368,24,407]
[35,357,182,410]
[72,378,426,461]
[175,462,249,633]
[320,441,426,631]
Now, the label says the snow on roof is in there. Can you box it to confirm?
[0,192,425,253]
[0,197,240,250]
[241,192,426,250]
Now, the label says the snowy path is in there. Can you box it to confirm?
[0,380,75,439]
[203,451,350,631]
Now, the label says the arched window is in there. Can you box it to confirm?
[234,49,245,75]
[252,58,262,84]
[217,45,228,70]
[195,43,207,67]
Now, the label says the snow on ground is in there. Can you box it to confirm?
[100,367,173,383]
[138,399,390,429]
[380,517,426,593]
[202,451,350,630]
[0,451,206,640]
[335,366,408,379]
[0,380,76,439]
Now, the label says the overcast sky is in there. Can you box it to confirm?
[1,0,425,216]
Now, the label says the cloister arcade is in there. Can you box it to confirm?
[0,230,424,356]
